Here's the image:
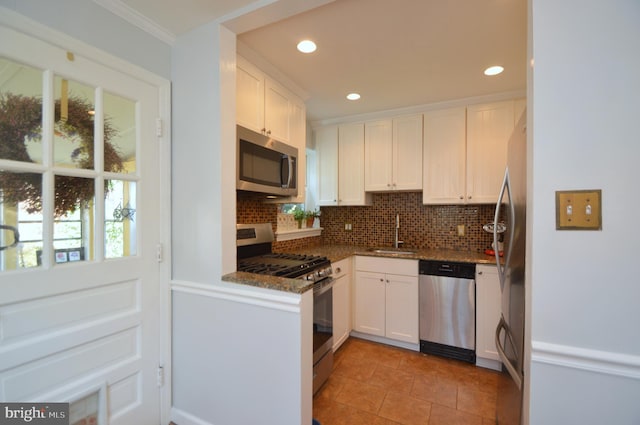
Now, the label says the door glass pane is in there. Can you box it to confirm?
[53,76,96,169]
[54,175,93,263]
[105,179,136,258]
[104,91,136,173]
[0,57,44,164]
[0,171,43,269]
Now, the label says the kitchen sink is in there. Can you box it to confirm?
[367,248,416,255]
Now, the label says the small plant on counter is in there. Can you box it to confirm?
[292,206,305,228]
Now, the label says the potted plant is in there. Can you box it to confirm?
[292,207,305,228]
[305,208,320,228]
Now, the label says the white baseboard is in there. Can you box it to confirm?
[349,331,420,352]
[476,356,502,372]
[531,340,640,379]
[171,407,214,425]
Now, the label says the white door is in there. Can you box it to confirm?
[0,25,163,424]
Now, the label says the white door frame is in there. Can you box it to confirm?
[0,8,172,424]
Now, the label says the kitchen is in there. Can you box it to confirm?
[230,1,525,421]
[0,1,638,425]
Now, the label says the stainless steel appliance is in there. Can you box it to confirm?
[493,111,527,425]
[419,260,476,363]
[236,223,333,394]
[237,125,298,197]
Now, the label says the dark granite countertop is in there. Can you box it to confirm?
[221,271,314,294]
[221,244,500,294]
[282,245,500,265]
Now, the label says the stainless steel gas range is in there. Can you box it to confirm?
[236,223,334,394]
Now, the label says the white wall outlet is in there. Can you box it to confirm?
[344,223,352,231]
[457,224,465,236]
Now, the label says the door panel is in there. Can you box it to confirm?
[0,25,161,424]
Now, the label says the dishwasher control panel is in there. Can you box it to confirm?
[418,260,475,279]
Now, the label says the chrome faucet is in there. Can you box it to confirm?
[394,214,403,248]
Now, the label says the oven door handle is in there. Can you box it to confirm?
[313,278,334,296]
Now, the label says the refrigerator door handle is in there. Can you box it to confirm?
[494,168,515,293]
[495,315,522,390]
[494,169,509,291]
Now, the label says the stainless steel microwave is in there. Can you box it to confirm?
[237,125,298,197]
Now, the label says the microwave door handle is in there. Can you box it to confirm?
[280,154,290,188]
[283,154,293,188]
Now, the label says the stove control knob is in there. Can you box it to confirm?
[305,273,315,281]
[317,269,326,278]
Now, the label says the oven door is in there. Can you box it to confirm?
[312,278,334,365]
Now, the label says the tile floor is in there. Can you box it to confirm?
[313,337,499,425]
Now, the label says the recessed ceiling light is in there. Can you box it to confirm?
[297,40,317,53]
[346,93,361,101]
[484,65,504,76]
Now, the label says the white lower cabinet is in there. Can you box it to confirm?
[353,256,419,347]
[475,264,502,370]
[332,258,352,351]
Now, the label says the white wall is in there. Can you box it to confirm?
[0,0,171,79]
[171,284,312,425]
[529,0,640,423]
[171,21,236,280]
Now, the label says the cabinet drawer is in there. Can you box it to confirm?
[355,256,418,276]
[332,258,352,279]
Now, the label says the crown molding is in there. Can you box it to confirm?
[92,0,176,45]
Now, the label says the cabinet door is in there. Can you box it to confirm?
[466,100,515,203]
[393,114,423,191]
[364,119,393,191]
[354,271,386,337]
[385,274,419,343]
[338,123,371,205]
[236,56,265,133]
[264,78,292,143]
[332,258,352,351]
[315,126,339,206]
[287,99,306,204]
[476,265,501,362]
[423,107,467,204]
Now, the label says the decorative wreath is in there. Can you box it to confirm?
[0,93,124,217]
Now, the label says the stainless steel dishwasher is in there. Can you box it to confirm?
[419,260,476,363]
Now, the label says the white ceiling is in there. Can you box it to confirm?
[115,0,527,122]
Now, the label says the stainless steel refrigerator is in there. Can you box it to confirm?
[493,110,527,425]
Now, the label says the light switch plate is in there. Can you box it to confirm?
[556,189,602,230]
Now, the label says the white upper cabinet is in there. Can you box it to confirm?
[315,123,372,206]
[315,125,339,206]
[263,78,292,143]
[338,123,371,205]
[365,114,423,192]
[236,55,300,145]
[423,107,467,204]
[466,100,516,203]
[236,55,307,203]
[364,120,392,191]
[236,56,265,133]
[423,99,520,204]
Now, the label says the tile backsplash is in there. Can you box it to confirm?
[237,191,501,253]
[319,192,499,252]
